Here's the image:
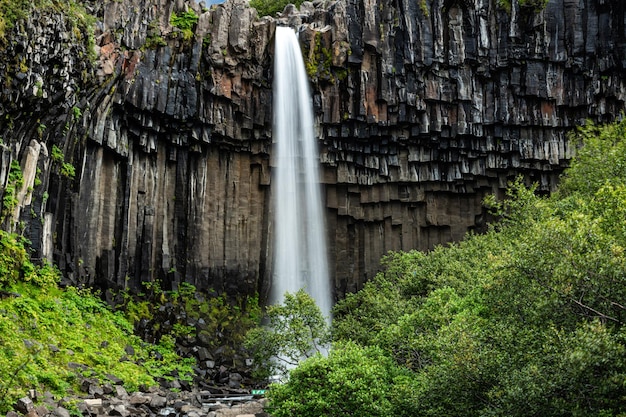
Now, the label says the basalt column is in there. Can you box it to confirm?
[0,0,624,300]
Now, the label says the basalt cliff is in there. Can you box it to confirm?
[0,0,624,301]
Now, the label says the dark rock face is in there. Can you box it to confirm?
[0,0,624,300]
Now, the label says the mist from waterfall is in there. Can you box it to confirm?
[271,26,332,321]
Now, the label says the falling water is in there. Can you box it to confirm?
[271,26,332,321]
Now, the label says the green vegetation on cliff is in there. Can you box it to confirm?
[249,0,305,18]
[170,9,199,41]
[0,232,194,414]
[0,0,95,53]
[265,119,626,416]
[245,289,331,380]
[497,0,549,13]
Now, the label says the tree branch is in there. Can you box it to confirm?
[570,298,621,324]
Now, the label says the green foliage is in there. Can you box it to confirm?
[519,0,549,10]
[559,119,626,198]
[332,251,423,345]
[50,145,76,179]
[34,168,42,187]
[0,0,29,42]
[305,32,332,82]
[0,231,34,288]
[0,237,194,413]
[266,342,412,417]
[497,0,548,13]
[245,290,331,380]
[497,0,512,12]
[1,160,23,221]
[60,162,76,179]
[138,334,195,384]
[197,290,261,350]
[119,281,260,361]
[0,0,96,59]
[249,0,304,18]
[0,284,152,413]
[319,120,626,416]
[71,106,81,120]
[144,19,166,49]
[50,144,64,163]
[37,123,46,138]
[170,10,198,41]
[419,0,429,17]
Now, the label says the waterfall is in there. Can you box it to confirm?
[271,26,332,321]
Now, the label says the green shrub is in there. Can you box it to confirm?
[245,290,330,380]
[170,10,198,41]
[50,144,64,163]
[1,160,23,221]
[60,162,76,179]
[0,231,33,288]
[0,281,197,413]
[49,145,76,179]
[266,342,410,417]
[328,119,626,416]
[558,118,626,198]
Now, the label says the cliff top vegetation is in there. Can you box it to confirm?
[0,0,95,50]
[249,0,550,18]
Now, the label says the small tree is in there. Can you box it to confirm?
[244,289,331,380]
[266,342,409,417]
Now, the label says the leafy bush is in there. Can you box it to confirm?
[60,162,76,179]
[331,251,424,345]
[266,342,412,417]
[0,232,27,286]
[558,118,626,198]
[245,290,330,380]
[170,10,198,41]
[50,144,64,163]
[49,145,76,179]
[1,160,23,221]
[325,119,626,416]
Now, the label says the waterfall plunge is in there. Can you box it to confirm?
[271,27,332,321]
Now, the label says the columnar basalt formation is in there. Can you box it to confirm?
[0,0,624,300]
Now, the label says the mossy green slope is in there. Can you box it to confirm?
[0,232,194,414]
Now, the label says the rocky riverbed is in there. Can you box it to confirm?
[6,384,269,417]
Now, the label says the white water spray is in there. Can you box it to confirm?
[271,26,332,321]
